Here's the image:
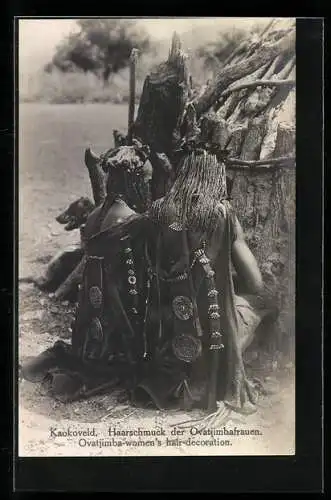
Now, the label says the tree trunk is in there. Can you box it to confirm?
[133,32,190,199]
[102,65,112,86]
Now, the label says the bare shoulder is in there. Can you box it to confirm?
[214,201,244,239]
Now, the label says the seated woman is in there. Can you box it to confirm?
[72,143,152,373]
[21,141,153,402]
[132,145,277,414]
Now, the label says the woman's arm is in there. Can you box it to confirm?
[231,216,264,295]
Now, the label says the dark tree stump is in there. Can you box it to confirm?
[132,32,190,198]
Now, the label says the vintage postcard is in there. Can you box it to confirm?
[17,17,296,458]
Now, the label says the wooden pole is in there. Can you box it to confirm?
[226,155,295,168]
[128,49,139,145]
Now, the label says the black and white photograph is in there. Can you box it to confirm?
[18,17,296,457]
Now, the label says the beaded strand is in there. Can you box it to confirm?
[196,250,225,351]
[120,236,139,319]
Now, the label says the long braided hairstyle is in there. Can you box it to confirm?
[150,149,231,239]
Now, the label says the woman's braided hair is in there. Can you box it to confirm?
[150,145,231,239]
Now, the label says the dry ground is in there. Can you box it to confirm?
[18,103,295,457]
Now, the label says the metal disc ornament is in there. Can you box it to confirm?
[89,286,103,309]
[172,296,194,321]
[88,317,104,342]
[172,334,202,363]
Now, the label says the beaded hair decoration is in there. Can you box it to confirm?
[149,145,229,363]
[169,237,225,364]
[195,248,225,352]
[151,147,229,239]
[120,235,140,323]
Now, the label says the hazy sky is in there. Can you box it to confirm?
[19,17,284,74]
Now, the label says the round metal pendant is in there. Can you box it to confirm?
[172,334,202,363]
[89,286,103,309]
[172,296,194,321]
[88,317,103,342]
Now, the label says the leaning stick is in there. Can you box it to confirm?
[194,30,295,118]
[220,79,295,99]
[70,379,121,403]
[226,155,295,168]
[127,48,139,145]
[54,256,87,300]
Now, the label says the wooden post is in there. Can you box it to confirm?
[84,148,107,206]
[128,49,139,145]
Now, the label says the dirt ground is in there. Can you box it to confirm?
[18,103,295,457]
